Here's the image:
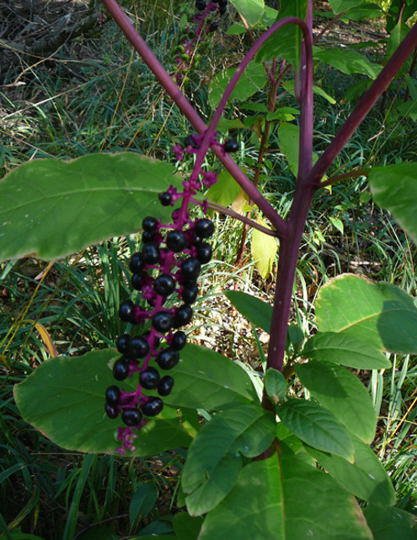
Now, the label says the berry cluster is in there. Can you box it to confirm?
[105,138,218,453]
[174,0,229,84]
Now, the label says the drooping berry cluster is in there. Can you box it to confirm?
[105,135,220,454]
[174,0,229,84]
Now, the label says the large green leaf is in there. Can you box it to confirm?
[315,274,417,354]
[225,291,272,333]
[369,162,417,244]
[207,169,241,208]
[302,332,391,369]
[307,437,396,506]
[182,404,275,516]
[364,504,417,539]
[278,399,354,460]
[200,450,373,539]
[295,361,377,443]
[329,0,369,13]
[208,61,267,109]
[14,349,192,455]
[165,344,257,410]
[0,153,179,262]
[229,0,265,26]
[314,47,381,78]
[257,0,307,65]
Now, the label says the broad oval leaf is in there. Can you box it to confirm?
[302,332,391,369]
[364,504,417,540]
[329,0,369,14]
[182,404,275,516]
[165,344,257,410]
[207,169,241,208]
[208,61,267,109]
[265,368,288,401]
[295,361,377,443]
[14,349,192,455]
[229,0,265,26]
[0,153,179,261]
[199,448,373,539]
[307,436,396,506]
[315,274,417,354]
[278,399,354,460]
[250,219,278,279]
[314,47,381,78]
[225,290,272,333]
[369,162,417,244]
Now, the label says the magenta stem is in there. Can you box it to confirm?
[100,0,287,238]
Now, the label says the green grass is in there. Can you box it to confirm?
[1,2,416,536]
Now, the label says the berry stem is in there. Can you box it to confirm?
[100,0,288,239]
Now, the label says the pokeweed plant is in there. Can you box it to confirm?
[1,0,416,537]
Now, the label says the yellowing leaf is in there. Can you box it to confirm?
[251,219,278,278]
[231,190,249,214]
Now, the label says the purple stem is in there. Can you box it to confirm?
[100,0,287,238]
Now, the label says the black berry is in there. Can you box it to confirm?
[128,336,150,358]
[119,300,134,322]
[166,230,188,252]
[152,311,174,333]
[142,216,158,232]
[129,252,143,274]
[171,331,187,350]
[158,376,174,396]
[116,334,130,354]
[122,408,143,426]
[140,367,160,389]
[159,192,172,206]
[156,348,180,369]
[131,273,143,291]
[113,358,130,381]
[142,230,155,243]
[141,397,164,416]
[195,219,215,239]
[182,284,198,304]
[181,258,201,280]
[105,403,119,419]
[154,274,176,296]
[173,305,193,328]
[209,21,219,32]
[142,244,160,264]
[196,0,206,11]
[105,385,121,405]
[196,242,212,263]
[224,138,238,152]
[184,134,200,149]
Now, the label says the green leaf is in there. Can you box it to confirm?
[329,216,344,234]
[302,332,391,369]
[315,274,417,353]
[173,513,203,540]
[129,483,158,526]
[295,361,377,443]
[307,437,396,506]
[208,61,267,109]
[182,404,275,516]
[396,100,417,121]
[250,219,278,278]
[364,504,417,539]
[14,349,192,455]
[314,47,381,78]
[342,3,384,21]
[165,344,257,410]
[207,169,241,208]
[229,0,265,26]
[278,399,354,460]
[225,291,272,333]
[257,0,307,65]
[278,123,300,176]
[278,122,319,176]
[0,153,179,262]
[369,162,417,244]
[265,368,288,401]
[329,0,371,14]
[283,80,337,105]
[200,449,373,539]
